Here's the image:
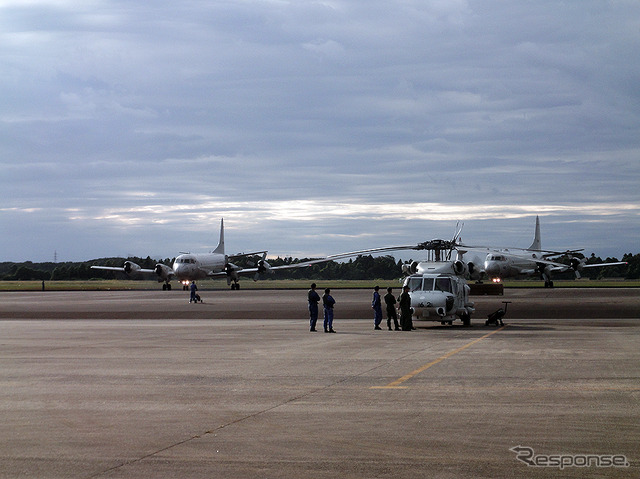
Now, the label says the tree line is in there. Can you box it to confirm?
[1,252,639,281]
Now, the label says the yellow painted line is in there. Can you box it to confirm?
[371,325,507,389]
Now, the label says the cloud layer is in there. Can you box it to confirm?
[1,1,639,261]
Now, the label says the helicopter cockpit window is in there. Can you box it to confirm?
[434,277,452,293]
[421,277,434,291]
[407,277,422,292]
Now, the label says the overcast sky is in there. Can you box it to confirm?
[1,0,639,263]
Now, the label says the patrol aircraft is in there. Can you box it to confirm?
[477,216,627,287]
[91,219,310,290]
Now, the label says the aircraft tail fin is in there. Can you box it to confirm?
[528,215,541,251]
[212,218,225,255]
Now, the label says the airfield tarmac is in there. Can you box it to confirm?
[0,288,638,478]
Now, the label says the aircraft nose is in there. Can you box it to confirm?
[173,263,187,277]
[485,262,499,277]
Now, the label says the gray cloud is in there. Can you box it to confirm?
[1,0,638,262]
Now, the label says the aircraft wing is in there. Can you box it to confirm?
[90,265,158,275]
[527,258,627,279]
[227,250,268,260]
[458,243,584,257]
[579,261,627,269]
[205,261,319,282]
[532,258,627,270]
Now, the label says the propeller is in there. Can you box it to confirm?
[570,257,584,279]
[254,252,271,281]
[224,256,237,285]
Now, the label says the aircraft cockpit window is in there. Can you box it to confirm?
[422,277,434,291]
[407,277,422,292]
[434,277,452,293]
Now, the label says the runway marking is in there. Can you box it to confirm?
[371,325,508,389]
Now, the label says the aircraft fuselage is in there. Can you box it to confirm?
[484,252,541,280]
[172,253,226,281]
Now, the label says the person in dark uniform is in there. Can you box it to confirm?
[384,287,400,331]
[399,285,413,331]
[308,283,321,332]
[189,280,198,303]
[372,285,383,330]
[322,288,336,333]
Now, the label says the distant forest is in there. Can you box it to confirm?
[1,252,639,281]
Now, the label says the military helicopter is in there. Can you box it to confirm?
[400,223,487,282]
[400,233,476,327]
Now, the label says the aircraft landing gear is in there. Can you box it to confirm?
[162,283,172,291]
[544,280,554,288]
[230,282,240,290]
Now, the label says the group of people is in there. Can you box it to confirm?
[189,280,414,332]
[308,283,414,333]
[307,283,336,332]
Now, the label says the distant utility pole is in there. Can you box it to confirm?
[54,251,57,263]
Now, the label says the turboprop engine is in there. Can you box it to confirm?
[253,258,272,281]
[224,261,242,289]
[570,257,586,278]
[453,260,467,276]
[154,263,173,281]
[123,261,141,275]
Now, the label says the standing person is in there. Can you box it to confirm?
[384,287,400,331]
[372,285,383,330]
[399,285,413,331]
[308,283,321,332]
[189,280,198,303]
[322,288,336,333]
